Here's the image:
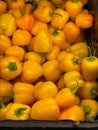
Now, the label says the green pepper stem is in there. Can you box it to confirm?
[71,0,78,2]
[2,93,14,99]
[52,28,59,36]
[83,106,91,115]
[19,7,24,16]
[49,11,63,17]
[91,88,98,95]
[0,99,6,108]
[7,62,18,71]
[87,47,95,62]
[14,108,27,117]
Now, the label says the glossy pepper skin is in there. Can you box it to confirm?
[55,83,79,109]
[64,0,83,20]
[0,103,12,120]
[0,13,16,37]
[13,82,35,105]
[0,79,13,104]
[60,52,81,72]
[34,81,58,100]
[21,60,43,83]
[80,99,98,120]
[5,103,31,120]
[0,56,22,81]
[30,98,60,120]
[81,55,98,81]
[16,14,35,31]
[64,71,84,90]
[58,105,85,121]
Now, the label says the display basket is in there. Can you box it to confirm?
[0,0,98,128]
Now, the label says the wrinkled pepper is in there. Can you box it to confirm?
[0,56,22,80]
[30,97,60,120]
[0,13,16,37]
[5,103,31,120]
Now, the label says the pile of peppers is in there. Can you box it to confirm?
[0,0,98,121]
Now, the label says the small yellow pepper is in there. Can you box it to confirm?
[42,60,61,82]
[0,79,13,103]
[34,81,58,100]
[13,82,35,105]
[0,102,12,120]
[30,97,60,120]
[0,56,22,80]
[0,0,7,15]
[64,71,84,90]
[33,29,53,53]
[0,34,12,55]
[78,81,98,99]
[21,60,43,83]
[67,42,89,59]
[0,13,16,37]
[5,103,31,120]
[5,45,25,61]
[80,99,98,120]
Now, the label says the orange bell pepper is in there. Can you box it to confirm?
[0,56,22,80]
[55,82,79,109]
[60,52,81,72]
[34,81,58,100]
[64,0,83,20]
[58,105,85,121]
[0,79,13,103]
[51,0,63,5]
[0,0,7,15]
[16,14,35,31]
[30,97,60,120]
[63,21,81,44]
[12,29,32,46]
[75,13,93,29]
[13,82,35,105]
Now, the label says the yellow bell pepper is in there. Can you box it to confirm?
[80,99,98,120]
[0,34,12,55]
[0,102,12,120]
[30,97,60,120]
[21,60,43,83]
[0,13,16,37]
[13,82,35,105]
[5,103,31,120]
[67,42,89,59]
[33,29,53,53]
[0,56,22,80]
[64,71,84,90]
[34,81,58,100]
[42,60,61,82]
[0,79,13,104]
